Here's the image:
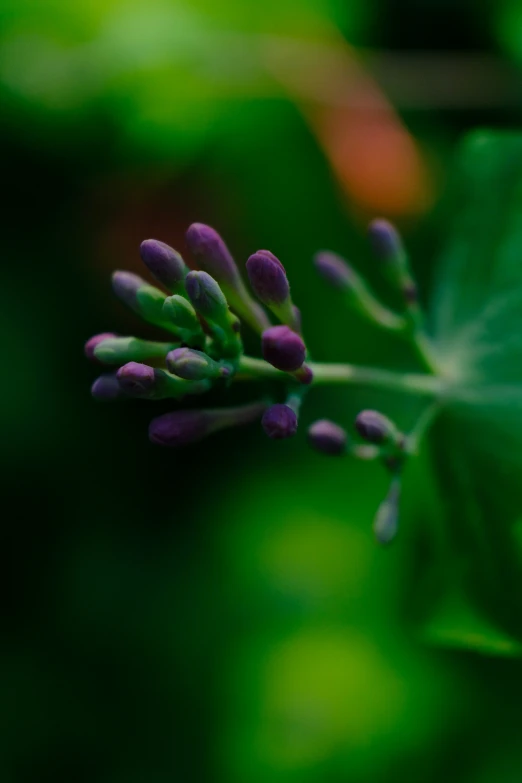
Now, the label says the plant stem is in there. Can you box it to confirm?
[237,356,443,397]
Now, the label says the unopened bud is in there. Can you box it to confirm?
[162,295,204,346]
[313,251,355,289]
[307,419,347,456]
[246,250,301,330]
[116,361,156,396]
[373,480,400,545]
[368,219,420,321]
[163,295,199,330]
[140,239,186,292]
[186,271,242,356]
[314,249,407,333]
[94,336,178,365]
[85,332,117,361]
[116,362,210,400]
[112,271,172,332]
[186,222,270,333]
[186,223,238,286]
[368,219,405,265]
[185,270,228,321]
[262,325,305,372]
[246,250,289,306]
[355,409,398,445]
[149,399,268,447]
[111,271,145,311]
[261,404,298,439]
[91,373,122,400]
[166,347,231,380]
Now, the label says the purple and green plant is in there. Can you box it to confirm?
[87,210,432,546]
[85,131,522,593]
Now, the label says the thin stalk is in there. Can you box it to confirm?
[237,356,444,397]
[309,362,443,396]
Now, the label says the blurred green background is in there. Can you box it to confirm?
[4,1,522,781]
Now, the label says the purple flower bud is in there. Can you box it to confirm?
[373,480,400,545]
[185,223,238,286]
[261,404,298,439]
[367,219,403,263]
[313,251,354,289]
[262,325,305,372]
[246,251,289,306]
[149,400,267,447]
[140,239,186,290]
[91,373,122,400]
[185,270,228,319]
[84,332,117,362]
[186,223,270,334]
[307,419,347,455]
[255,250,285,270]
[149,409,214,447]
[355,409,397,445]
[166,347,228,380]
[111,271,146,311]
[116,362,156,396]
[294,364,313,385]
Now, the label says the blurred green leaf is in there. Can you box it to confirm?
[421,585,522,657]
[424,133,522,653]
[431,132,522,392]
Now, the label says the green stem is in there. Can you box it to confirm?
[237,356,443,397]
[309,362,443,396]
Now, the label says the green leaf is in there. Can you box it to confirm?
[431,131,522,392]
[422,133,522,653]
[420,584,522,658]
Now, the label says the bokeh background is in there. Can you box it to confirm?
[4,1,522,781]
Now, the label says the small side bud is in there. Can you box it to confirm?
[116,362,156,396]
[246,251,289,306]
[367,219,405,265]
[149,400,268,447]
[262,325,305,373]
[166,347,231,381]
[314,249,407,333]
[246,250,301,330]
[307,419,347,456]
[140,239,186,292]
[111,271,145,312]
[116,361,210,400]
[186,223,238,286]
[373,480,400,545]
[85,332,117,361]
[112,271,174,332]
[261,404,298,439]
[294,364,313,385]
[355,410,398,445]
[368,219,421,327]
[91,373,122,400]
[313,251,355,290]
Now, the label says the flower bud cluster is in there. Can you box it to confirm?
[86,219,434,545]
